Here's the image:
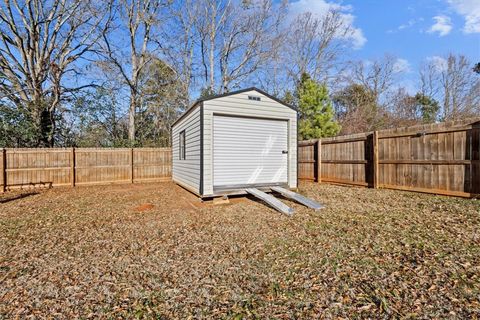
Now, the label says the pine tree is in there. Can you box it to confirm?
[297,73,340,139]
[414,93,439,123]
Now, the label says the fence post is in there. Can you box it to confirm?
[130,148,134,183]
[373,131,379,189]
[70,147,76,187]
[1,148,6,192]
[317,139,322,183]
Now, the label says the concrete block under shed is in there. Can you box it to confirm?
[212,196,230,205]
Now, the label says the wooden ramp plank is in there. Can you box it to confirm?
[245,188,294,215]
[271,187,324,211]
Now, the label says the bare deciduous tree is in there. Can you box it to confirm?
[192,0,231,94]
[420,54,480,120]
[218,0,286,92]
[348,55,397,105]
[101,0,167,143]
[188,0,286,94]
[286,10,353,85]
[333,83,384,134]
[440,55,479,120]
[334,55,401,133]
[419,61,441,99]
[0,0,112,146]
[137,57,183,146]
[161,0,197,109]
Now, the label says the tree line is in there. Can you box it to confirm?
[1,0,479,147]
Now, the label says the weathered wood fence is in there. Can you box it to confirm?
[2,119,479,198]
[1,148,171,192]
[299,119,480,198]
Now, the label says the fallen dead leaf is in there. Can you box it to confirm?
[0,181,479,319]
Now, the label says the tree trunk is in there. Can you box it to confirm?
[46,109,55,147]
[30,94,54,147]
[444,84,450,120]
[128,92,136,143]
[209,23,215,92]
[209,44,215,92]
[36,107,54,147]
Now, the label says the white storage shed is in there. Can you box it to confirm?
[171,87,297,198]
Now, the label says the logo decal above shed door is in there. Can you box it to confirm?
[213,115,288,189]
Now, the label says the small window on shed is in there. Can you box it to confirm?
[179,130,186,160]
[248,95,261,101]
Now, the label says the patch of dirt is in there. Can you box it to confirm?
[135,203,155,212]
[1,181,479,319]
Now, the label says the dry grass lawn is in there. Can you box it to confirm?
[1,182,479,319]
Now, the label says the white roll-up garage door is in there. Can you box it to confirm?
[213,115,288,189]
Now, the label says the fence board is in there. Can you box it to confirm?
[320,132,372,186]
[5,148,72,188]
[75,148,131,185]
[298,141,317,181]
[133,148,172,182]
[1,149,6,192]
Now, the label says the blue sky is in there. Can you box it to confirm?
[353,0,479,61]
[288,0,480,90]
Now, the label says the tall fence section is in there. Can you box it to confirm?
[1,148,171,191]
[299,119,480,198]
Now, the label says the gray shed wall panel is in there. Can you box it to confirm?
[172,106,201,194]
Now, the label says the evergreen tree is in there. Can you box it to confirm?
[200,87,216,99]
[333,83,382,134]
[283,90,295,106]
[297,73,340,139]
[414,93,439,123]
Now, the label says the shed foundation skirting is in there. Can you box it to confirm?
[202,185,291,199]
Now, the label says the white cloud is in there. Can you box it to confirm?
[288,0,367,49]
[399,19,416,30]
[446,0,480,33]
[427,56,448,72]
[428,15,453,36]
[387,18,424,34]
[393,58,411,73]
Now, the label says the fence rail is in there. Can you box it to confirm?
[299,119,480,198]
[1,148,171,191]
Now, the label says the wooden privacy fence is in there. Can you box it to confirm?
[298,139,321,182]
[1,148,171,192]
[299,119,480,198]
